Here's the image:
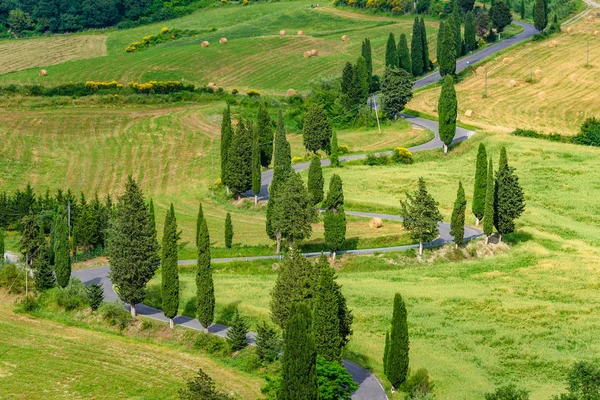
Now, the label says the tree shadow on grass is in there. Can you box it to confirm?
[342,348,372,371]
[183,296,197,318]
[503,231,533,245]
[216,301,241,326]
[143,284,162,309]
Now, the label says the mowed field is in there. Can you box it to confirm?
[0,0,439,93]
[0,295,264,399]
[409,18,600,134]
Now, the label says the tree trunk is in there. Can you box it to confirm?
[169,318,174,329]
[331,251,337,264]
[254,195,258,205]
[226,186,230,195]
[455,243,459,249]
[204,326,209,333]
[485,235,489,245]
[130,303,136,318]
[276,234,282,254]
[475,217,480,226]
[498,234,502,243]
[419,241,423,256]
[443,144,448,154]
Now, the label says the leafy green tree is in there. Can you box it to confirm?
[270,245,316,329]
[459,0,476,13]
[179,368,232,400]
[220,105,234,190]
[399,178,443,255]
[257,103,274,168]
[196,202,204,248]
[316,356,358,400]
[256,321,281,362]
[303,104,333,154]
[451,0,463,56]
[252,122,262,205]
[552,361,600,400]
[534,0,547,31]
[450,182,467,247]
[386,293,409,389]
[225,213,233,249]
[483,158,495,243]
[420,17,431,71]
[438,75,458,154]
[227,310,249,351]
[227,120,253,199]
[330,131,340,168]
[196,218,215,332]
[464,11,477,52]
[108,177,160,317]
[87,282,104,311]
[162,203,179,328]
[361,38,373,88]
[381,67,414,117]
[490,1,513,34]
[397,33,411,73]
[323,174,346,262]
[385,32,398,68]
[313,265,341,362]
[439,21,457,76]
[7,9,33,34]
[494,148,525,241]
[411,17,424,75]
[472,143,488,225]
[308,155,325,206]
[485,384,530,400]
[279,302,319,400]
[54,209,71,289]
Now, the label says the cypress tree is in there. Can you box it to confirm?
[450,182,466,247]
[227,119,253,199]
[353,56,370,106]
[252,122,262,205]
[438,75,458,154]
[323,174,344,211]
[279,302,318,400]
[108,177,160,317]
[436,22,445,64]
[313,264,341,362]
[464,11,477,52]
[307,155,324,206]
[148,198,156,233]
[483,158,495,244]
[341,61,354,96]
[439,21,457,76]
[195,202,204,248]
[420,17,431,71]
[220,105,234,189]
[54,208,71,289]
[225,212,233,249]
[256,321,281,362]
[472,143,488,225]
[386,293,409,389]
[361,38,373,88]
[383,330,390,376]
[257,103,274,168]
[161,203,179,329]
[87,282,104,311]
[399,178,442,255]
[227,310,249,351]
[534,0,547,31]
[385,32,398,68]
[520,0,525,19]
[0,229,4,265]
[499,145,508,170]
[397,33,411,73]
[330,130,340,167]
[411,17,424,76]
[33,233,54,291]
[494,149,525,242]
[196,218,214,332]
[323,174,346,262]
[452,0,463,57]
[303,104,333,154]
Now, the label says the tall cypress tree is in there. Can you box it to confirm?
[397,33,411,73]
[483,158,495,244]
[353,56,370,106]
[464,11,477,52]
[161,203,179,329]
[386,293,409,389]
[451,0,463,57]
[361,38,373,88]
[499,145,508,170]
[330,131,340,167]
[307,155,324,206]
[385,33,398,68]
[341,61,354,97]
[472,143,488,225]
[534,0,547,31]
[257,103,274,168]
[313,265,341,362]
[399,178,442,255]
[450,182,466,247]
[494,148,525,241]
[383,330,390,376]
[520,0,526,19]
[225,212,233,249]
[420,17,430,71]
[108,177,160,317]
[196,217,214,332]
[252,122,262,205]
[438,75,458,154]
[54,208,71,289]
[411,17,424,76]
[439,21,457,76]
[228,119,253,199]
[303,104,333,154]
[436,22,445,64]
[279,302,318,400]
[195,202,204,248]
[148,198,156,233]
[33,229,55,291]
[220,104,234,189]
[323,174,346,262]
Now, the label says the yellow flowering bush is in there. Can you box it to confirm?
[291,156,304,164]
[247,89,261,97]
[85,81,121,91]
[391,147,414,164]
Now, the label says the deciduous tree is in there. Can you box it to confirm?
[399,178,442,255]
[303,104,333,154]
[381,67,414,117]
[490,1,513,34]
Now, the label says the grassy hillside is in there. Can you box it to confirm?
[409,18,600,134]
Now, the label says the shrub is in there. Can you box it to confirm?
[511,128,571,143]
[255,321,281,363]
[316,356,358,400]
[194,331,231,356]
[338,144,350,154]
[85,81,120,91]
[573,117,600,147]
[0,263,26,293]
[18,295,40,312]
[99,301,133,330]
[485,384,530,400]
[179,368,232,400]
[57,278,89,311]
[291,156,305,164]
[128,80,194,94]
[400,369,434,398]
[86,282,104,311]
[247,90,261,97]
[126,27,203,52]
[551,361,600,399]
[231,88,239,95]
[363,153,389,166]
[392,147,414,164]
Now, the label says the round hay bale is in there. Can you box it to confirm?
[594,31,599,37]
[507,79,518,88]
[298,30,305,36]
[465,109,474,117]
[502,57,513,64]
[368,217,383,229]
[569,73,577,82]
[549,40,558,47]
[286,88,296,96]
[341,34,349,41]
[280,30,286,37]
[201,41,209,47]
[310,49,318,56]
[38,69,48,77]
[303,51,311,58]
[219,37,228,44]
[476,67,485,75]
[534,68,543,78]
[566,27,573,34]
[538,91,546,100]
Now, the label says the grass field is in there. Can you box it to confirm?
[410,18,600,135]
[0,293,263,399]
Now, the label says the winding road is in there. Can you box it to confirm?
[72,22,538,400]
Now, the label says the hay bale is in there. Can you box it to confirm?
[502,57,513,64]
[476,67,485,75]
[38,69,47,77]
[538,91,546,100]
[298,30,305,36]
[566,27,573,34]
[207,82,218,92]
[310,49,318,56]
[569,73,577,82]
[465,109,474,117]
[201,41,209,47]
[507,79,518,88]
[219,38,228,44]
[286,88,296,96]
[534,68,543,78]
[549,40,558,47]
[303,51,311,58]
[368,218,383,229]
[280,30,286,37]
[595,31,599,37]
[341,34,349,41]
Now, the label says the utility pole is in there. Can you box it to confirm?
[373,94,381,134]
[211,149,215,196]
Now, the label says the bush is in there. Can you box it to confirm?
[85,81,121,91]
[291,156,305,164]
[255,321,281,363]
[194,331,231,356]
[180,368,232,399]
[551,361,600,399]
[392,147,414,164]
[338,144,350,155]
[99,301,133,330]
[573,117,600,147]
[363,153,389,166]
[57,278,89,311]
[125,27,203,52]
[400,369,434,398]
[18,295,40,312]
[129,80,194,94]
[511,128,571,143]
[0,263,26,293]
[86,282,104,311]
[316,356,358,400]
[247,89,261,97]
[485,384,530,400]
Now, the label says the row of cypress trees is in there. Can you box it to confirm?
[385,17,431,77]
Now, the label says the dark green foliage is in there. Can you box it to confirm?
[464,11,477,52]
[196,217,214,330]
[196,202,204,248]
[494,148,525,237]
[316,356,358,400]
[148,198,156,233]
[179,368,232,400]
[420,18,431,71]
[520,0,526,19]
[385,33,398,68]
[227,120,253,198]
[220,105,234,186]
[19,213,42,266]
[270,246,316,329]
[485,384,530,400]
[226,310,249,351]
[303,104,333,154]
[57,278,89,311]
[256,321,281,362]
[437,16,446,65]
[472,144,488,223]
[499,146,508,170]
[225,213,233,249]
[399,178,442,251]
[475,11,491,39]
[459,0,476,12]
[162,204,179,321]
[452,0,463,56]
[361,38,373,87]
[551,361,600,400]
[411,18,424,76]
[381,67,414,117]
[279,302,318,400]
[257,104,274,168]
[107,177,160,313]
[534,0,548,31]
[0,230,4,264]
[323,174,344,212]
[87,282,104,311]
[573,118,600,146]
[33,241,54,291]
[352,56,370,107]
[252,123,262,199]
[490,1,513,33]
[438,75,457,153]
[308,155,325,206]
[383,331,390,376]
[439,21,457,76]
[386,293,409,389]
[341,62,355,97]
[313,265,341,362]
[397,33,411,73]
[450,182,466,246]
[54,209,71,289]
[323,174,346,259]
[99,302,133,331]
[400,369,434,399]
[483,158,495,238]
[330,131,340,168]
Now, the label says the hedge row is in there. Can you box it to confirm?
[125,27,208,53]
[512,118,600,147]
[0,81,201,97]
